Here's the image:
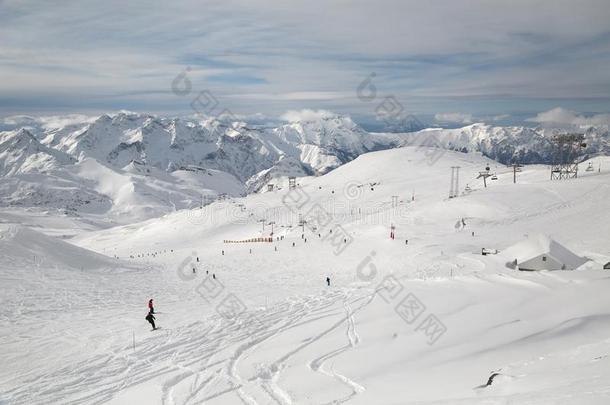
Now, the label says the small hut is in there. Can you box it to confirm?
[503,234,588,271]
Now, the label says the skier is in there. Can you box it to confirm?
[148,299,155,314]
[213,273,216,279]
[192,267,196,274]
[196,256,199,262]
[326,276,331,287]
[145,311,156,330]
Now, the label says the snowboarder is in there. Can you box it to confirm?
[145,311,156,330]
[326,276,331,287]
[148,299,155,314]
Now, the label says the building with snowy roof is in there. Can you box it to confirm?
[503,234,588,271]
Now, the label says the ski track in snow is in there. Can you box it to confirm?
[4,289,376,405]
[307,293,374,404]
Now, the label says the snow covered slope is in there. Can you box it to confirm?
[2,145,609,404]
[0,119,247,223]
[0,225,117,270]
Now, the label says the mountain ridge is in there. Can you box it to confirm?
[0,112,608,220]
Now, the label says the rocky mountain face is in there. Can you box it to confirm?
[31,112,393,183]
[409,124,609,165]
[0,129,75,176]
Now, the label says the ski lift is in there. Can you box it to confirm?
[491,173,498,180]
[586,162,594,172]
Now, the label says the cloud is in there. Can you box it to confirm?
[527,107,610,126]
[492,114,510,121]
[2,1,610,118]
[280,109,338,122]
[434,112,473,124]
[38,114,98,130]
[1,113,97,132]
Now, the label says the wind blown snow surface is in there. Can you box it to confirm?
[1,146,610,404]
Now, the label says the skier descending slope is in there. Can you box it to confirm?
[148,298,155,314]
[145,311,156,331]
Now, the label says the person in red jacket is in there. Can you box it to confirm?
[148,299,154,314]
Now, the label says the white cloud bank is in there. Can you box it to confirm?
[434,112,473,124]
[527,107,610,126]
[280,109,338,122]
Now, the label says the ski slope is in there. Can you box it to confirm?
[1,146,610,404]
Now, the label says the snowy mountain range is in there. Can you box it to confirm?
[414,123,609,165]
[0,112,608,221]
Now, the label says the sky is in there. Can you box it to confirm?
[1,0,610,126]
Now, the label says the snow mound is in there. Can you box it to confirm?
[0,225,116,270]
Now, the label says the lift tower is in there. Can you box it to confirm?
[550,133,586,180]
